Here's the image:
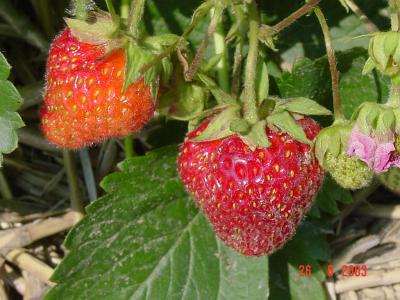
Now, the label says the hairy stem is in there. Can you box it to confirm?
[243,0,260,125]
[390,0,400,31]
[315,7,344,120]
[344,0,378,33]
[105,0,118,24]
[212,9,230,92]
[63,150,85,215]
[122,0,136,157]
[124,135,135,158]
[388,80,400,106]
[121,0,130,19]
[185,6,223,82]
[270,0,320,34]
[74,0,89,20]
[231,42,243,97]
[128,0,146,38]
[139,4,212,75]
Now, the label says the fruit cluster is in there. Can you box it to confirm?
[39,4,400,258]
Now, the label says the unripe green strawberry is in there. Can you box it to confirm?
[325,152,373,189]
[40,29,155,149]
[315,122,373,190]
[379,167,400,195]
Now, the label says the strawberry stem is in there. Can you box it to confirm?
[242,0,260,125]
[343,0,378,33]
[314,7,344,121]
[212,8,230,92]
[121,0,130,19]
[105,0,119,25]
[390,0,400,31]
[128,0,146,39]
[74,0,89,20]
[184,6,223,82]
[124,135,135,158]
[63,150,85,216]
[388,80,400,107]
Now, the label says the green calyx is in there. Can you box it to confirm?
[325,152,374,190]
[379,167,400,195]
[314,120,351,165]
[190,94,331,150]
[351,102,400,137]
[363,31,400,78]
[65,12,121,47]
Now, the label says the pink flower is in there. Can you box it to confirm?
[347,127,377,168]
[347,126,400,173]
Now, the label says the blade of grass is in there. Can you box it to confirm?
[79,149,97,202]
[0,1,49,52]
[63,150,84,217]
[0,170,13,201]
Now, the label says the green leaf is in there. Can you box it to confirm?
[0,52,11,80]
[124,43,159,97]
[143,34,181,50]
[45,146,270,300]
[197,73,237,105]
[316,175,353,215]
[277,97,332,116]
[267,111,312,145]
[192,105,239,142]
[0,55,24,167]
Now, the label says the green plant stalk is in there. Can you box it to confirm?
[388,79,400,106]
[36,0,55,38]
[139,4,213,75]
[242,0,260,125]
[79,149,98,202]
[0,170,13,200]
[390,0,400,31]
[75,0,89,20]
[314,7,344,120]
[63,150,85,215]
[128,0,146,38]
[344,0,378,33]
[105,0,118,24]
[124,135,135,158]
[185,6,223,81]
[121,0,130,19]
[122,0,136,158]
[212,9,230,92]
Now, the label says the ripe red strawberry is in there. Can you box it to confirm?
[178,118,324,256]
[40,29,155,148]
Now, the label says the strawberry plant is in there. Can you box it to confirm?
[2,0,400,299]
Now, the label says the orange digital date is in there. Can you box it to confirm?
[341,264,368,277]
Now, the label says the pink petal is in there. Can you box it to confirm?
[347,127,377,168]
[373,142,395,173]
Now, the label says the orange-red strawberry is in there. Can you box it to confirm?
[178,118,324,256]
[40,29,155,148]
